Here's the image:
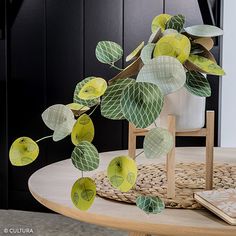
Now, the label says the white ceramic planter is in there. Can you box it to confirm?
[150,87,206,132]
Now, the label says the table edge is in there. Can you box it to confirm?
[28,174,236,236]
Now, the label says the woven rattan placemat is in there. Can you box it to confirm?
[94,163,236,209]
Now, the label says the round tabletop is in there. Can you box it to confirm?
[29,147,236,236]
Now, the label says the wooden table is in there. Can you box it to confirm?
[28,147,236,236]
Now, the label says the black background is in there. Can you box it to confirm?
[0,0,221,211]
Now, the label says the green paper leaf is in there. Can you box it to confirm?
[185,25,223,38]
[42,104,74,131]
[9,137,39,166]
[140,43,155,64]
[187,54,225,76]
[144,128,174,159]
[136,56,186,95]
[165,14,185,32]
[71,141,99,171]
[185,71,211,97]
[71,177,96,211]
[95,41,123,64]
[136,196,165,214]
[101,78,135,120]
[121,82,164,129]
[107,156,137,192]
[74,77,100,107]
[42,104,75,141]
[53,118,76,142]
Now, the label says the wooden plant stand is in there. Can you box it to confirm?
[128,111,215,198]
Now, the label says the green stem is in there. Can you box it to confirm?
[135,150,144,158]
[88,103,99,116]
[110,63,123,71]
[36,135,53,143]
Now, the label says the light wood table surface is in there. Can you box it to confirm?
[28,147,236,236]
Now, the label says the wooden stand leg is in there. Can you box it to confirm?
[128,123,137,159]
[128,232,150,236]
[206,111,215,190]
[167,115,176,199]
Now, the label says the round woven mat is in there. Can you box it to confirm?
[94,162,236,209]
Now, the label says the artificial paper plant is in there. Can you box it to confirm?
[9,13,225,213]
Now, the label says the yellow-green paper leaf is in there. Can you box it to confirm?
[152,14,172,32]
[187,54,225,76]
[9,137,39,166]
[107,156,137,192]
[71,114,95,146]
[153,33,190,64]
[78,77,107,100]
[71,177,96,211]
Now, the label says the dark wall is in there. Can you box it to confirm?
[0,0,222,211]
[0,0,8,209]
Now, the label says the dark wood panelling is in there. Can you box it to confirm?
[8,0,46,208]
[84,0,123,152]
[124,0,163,57]
[0,29,8,208]
[46,0,84,164]
[165,0,203,26]
[123,0,163,149]
[0,0,5,39]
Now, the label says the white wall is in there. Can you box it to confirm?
[219,0,236,147]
